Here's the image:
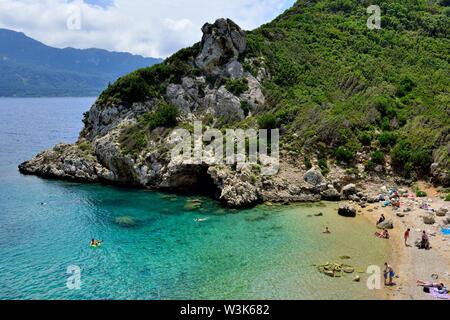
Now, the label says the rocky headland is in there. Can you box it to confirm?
[19,2,449,208]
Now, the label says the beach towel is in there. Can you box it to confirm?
[430,288,450,300]
[441,228,450,236]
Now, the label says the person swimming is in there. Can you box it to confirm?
[90,239,102,247]
[195,218,208,222]
[323,227,331,234]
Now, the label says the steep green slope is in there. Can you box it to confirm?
[97,0,449,183]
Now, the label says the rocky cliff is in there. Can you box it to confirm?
[19,1,450,207]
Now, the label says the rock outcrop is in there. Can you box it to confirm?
[377,220,394,230]
[195,18,246,73]
[338,204,357,217]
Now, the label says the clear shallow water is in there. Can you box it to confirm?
[0,98,388,300]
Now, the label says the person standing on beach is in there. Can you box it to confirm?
[384,262,395,286]
[404,228,411,246]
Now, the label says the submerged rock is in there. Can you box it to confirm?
[317,262,355,277]
[114,216,137,228]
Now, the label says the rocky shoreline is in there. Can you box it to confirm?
[18,18,449,208]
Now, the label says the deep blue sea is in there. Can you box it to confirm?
[0,97,387,300]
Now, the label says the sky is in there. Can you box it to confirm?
[0,0,296,58]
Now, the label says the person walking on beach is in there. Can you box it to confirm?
[384,262,395,286]
[404,228,411,246]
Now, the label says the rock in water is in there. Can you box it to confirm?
[114,216,137,228]
[377,219,394,229]
[314,212,323,217]
[338,204,357,217]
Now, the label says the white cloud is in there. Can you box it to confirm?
[0,0,294,58]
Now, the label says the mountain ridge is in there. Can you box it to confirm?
[0,28,162,97]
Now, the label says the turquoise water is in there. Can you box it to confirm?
[0,98,388,300]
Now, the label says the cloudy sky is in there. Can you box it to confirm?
[0,0,296,58]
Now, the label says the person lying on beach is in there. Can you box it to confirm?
[417,281,449,294]
[375,230,390,239]
[323,227,331,234]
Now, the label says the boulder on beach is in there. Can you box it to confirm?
[342,184,358,197]
[377,219,394,229]
[436,207,448,217]
[321,188,341,201]
[338,204,357,217]
[303,169,325,187]
[444,215,450,225]
[423,215,436,225]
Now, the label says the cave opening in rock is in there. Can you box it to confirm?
[165,165,220,199]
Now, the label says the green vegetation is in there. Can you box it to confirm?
[119,102,179,155]
[99,0,449,179]
[257,113,278,129]
[371,151,385,165]
[318,158,330,176]
[244,0,449,178]
[445,194,450,201]
[335,146,354,163]
[304,156,312,170]
[414,185,428,197]
[99,44,200,105]
[225,78,249,96]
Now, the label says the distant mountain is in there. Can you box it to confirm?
[0,29,162,97]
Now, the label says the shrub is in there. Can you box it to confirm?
[397,75,416,97]
[240,100,250,117]
[378,131,397,147]
[371,151,385,165]
[445,194,450,201]
[110,74,150,103]
[391,140,432,176]
[335,146,354,162]
[358,131,372,146]
[139,102,179,130]
[304,156,312,170]
[225,78,249,96]
[257,113,278,129]
[416,190,427,197]
[318,158,329,176]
